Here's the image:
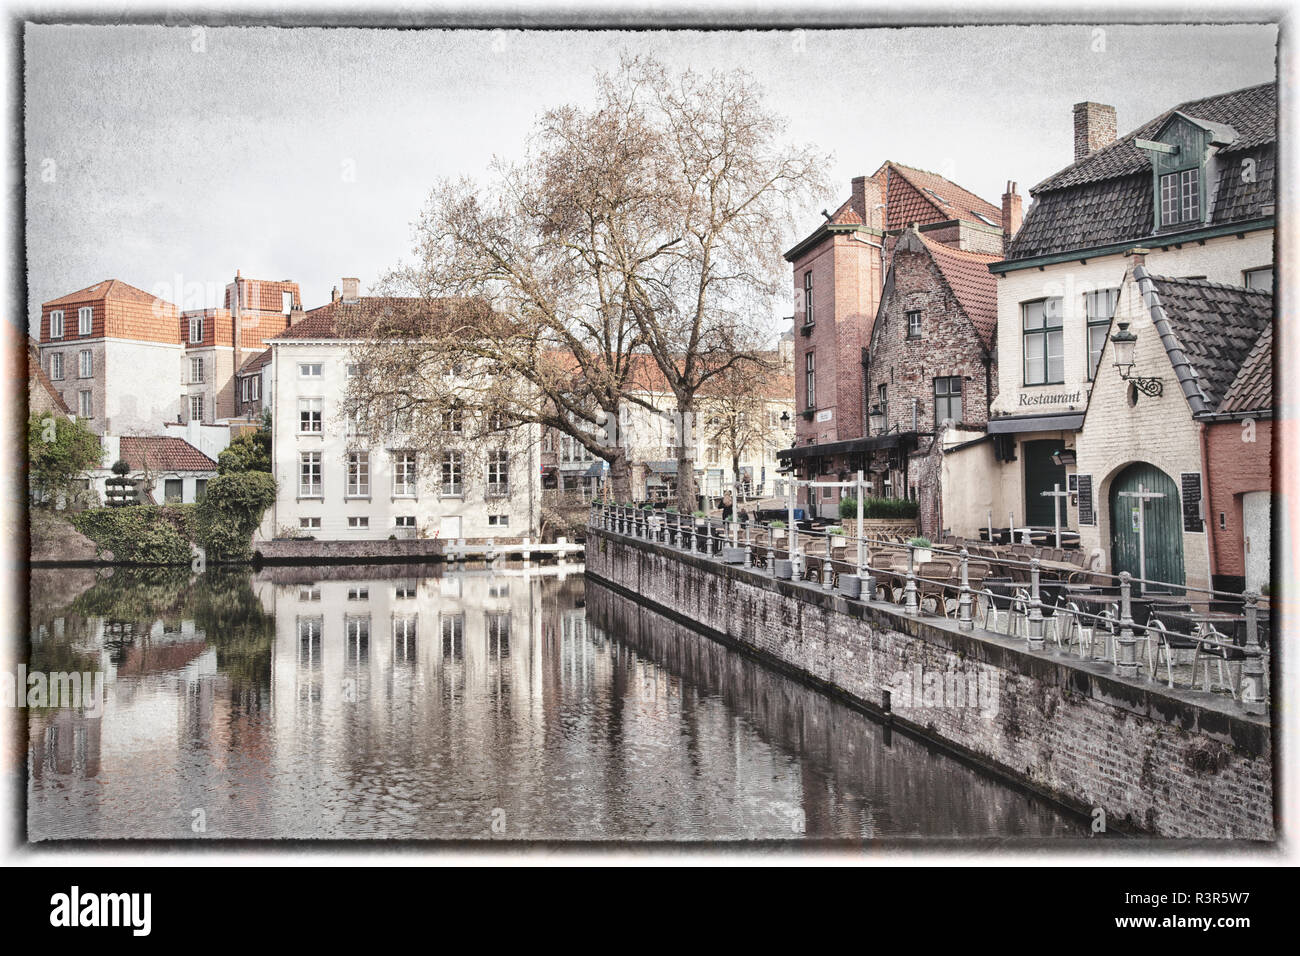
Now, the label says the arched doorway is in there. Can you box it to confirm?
[1108,462,1185,591]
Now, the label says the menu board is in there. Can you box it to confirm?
[1076,474,1095,526]
[1181,473,1204,532]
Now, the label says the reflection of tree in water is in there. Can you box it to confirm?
[188,569,275,713]
[64,566,194,667]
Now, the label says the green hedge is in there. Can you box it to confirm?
[194,471,277,562]
[840,496,918,520]
[70,505,196,564]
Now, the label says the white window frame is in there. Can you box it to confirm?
[487,449,510,497]
[189,316,204,344]
[49,352,63,381]
[78,350,92,378]
[299,451,322,498]
[299,397,323,433]
[78,307,92,336]
[190,356,204,384]
[347,516,369,529]
[190,395,204,423]
[347,451,370,497]
[78,390,93,418]
[49,311,64,339]
[439,450,462,496]
[393,451,418,497]
[299,362,323,378]
[299,517,321,530]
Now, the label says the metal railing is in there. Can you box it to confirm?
[589,501,1271,717]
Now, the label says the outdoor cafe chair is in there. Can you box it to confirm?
[1192,623,1246,699]
[1149,617,1200,689]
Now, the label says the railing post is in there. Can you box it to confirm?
[904,543,918,615]
[744,521,753,568]
[1026,557,1045,649]
[823,528,834,590]
[769,524,777,578]
[1115,571,1139,678]
[957,548,973,632]
[1240,590,1267,715]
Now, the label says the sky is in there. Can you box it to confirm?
[22,23,1279,336]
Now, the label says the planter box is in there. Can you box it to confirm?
[774,558,793,580]
[720,546,746,565]
[837,575,862,599]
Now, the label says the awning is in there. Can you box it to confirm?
[645,460,679,474]
[777,432,914,461]
[582,461,603,478]
[986,413,1084,435]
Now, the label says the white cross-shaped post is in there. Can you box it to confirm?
[1117,482,1166,588]
[987,510,994,545]
[1040,483,1070,549]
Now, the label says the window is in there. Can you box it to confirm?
[190,357,204,383]
[299,516,321,530]
[347,586,369,600]
[1159,167,1200,227]
[299,397,322,433]
[299,362,322,378]
[76,350,92,378]
[1244,267,1273,293]
[705,445,720,464]
[188,316,204,344]
[345,363,358,378]
[298,617,323,666]
[48,352,63,380]
[195,479,208,501]
[391,452,417,496]
[190,395,204,423]
[486,611,511,655]
[906,310,922,340]
[78,307,92,335]
[441,613,465,658]
[443,406,463,434]
[49,311,64,339]
[394,582,417,599]
[347,451,370,497]
[804,351,816,408]
[803,271,814,325]
[1022,297,1064,385]
[299,451,322,497]
[933,376,962,426]
[877,383,888,425]
[78,390,93,418]
[395,515,415,528]
[488,514,509,527]
[487,449,510,496]
[164,479,184,503]
[347,516,369,529]
[282,291,295,314]
[1084,288,1119,380]
[489,410,507,432]
[440,450,462,496]
[251,376,260,400]
[543,431,554,453]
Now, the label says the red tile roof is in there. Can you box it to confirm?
[271,296,483,340]
[875,162,1003,231]
[237,347,273,373]
[119,436,216,473]
[917,233,1001,349]
[42,279,175,309]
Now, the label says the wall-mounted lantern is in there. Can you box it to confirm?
[1110,321,1164,396]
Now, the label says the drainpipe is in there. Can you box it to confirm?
[1198,420,1218,586]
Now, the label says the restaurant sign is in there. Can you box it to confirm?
[1019,391,1082,408]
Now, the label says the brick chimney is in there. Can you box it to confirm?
[341,277,360,304]
[1001,181,1022,246]
[856,175,884,230]
[1073,102,1117,161]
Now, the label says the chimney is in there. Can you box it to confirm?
[331,285,339,304]
[1001,181,1022,246]
[341,277,360,304]
[1073,102,1117,162]
[860,176,884,230]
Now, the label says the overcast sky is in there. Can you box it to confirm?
[22,23,1278,334]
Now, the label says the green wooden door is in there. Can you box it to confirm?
[1108,462,1185,591]
[1023,439,1067,527]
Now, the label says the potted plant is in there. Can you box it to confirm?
[908,536,933,564]
[769,520,786,530]
[825,525,846,548]
[693,509,708,526]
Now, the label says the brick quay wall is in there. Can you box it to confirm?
[585,527,1273,839]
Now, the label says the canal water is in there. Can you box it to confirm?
[26,563,1086,841]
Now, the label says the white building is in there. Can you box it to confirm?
[266,284,542,542]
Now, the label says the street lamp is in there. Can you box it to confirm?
[868,404,885,434]
[1110,321,1163,396]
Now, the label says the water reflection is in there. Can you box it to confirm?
[27,564,1085,841]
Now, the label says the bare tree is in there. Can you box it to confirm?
[698,358,794,499]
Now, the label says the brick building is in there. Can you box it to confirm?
[181,271,300,423]
[863,225,1001,535]
[779,161,1014,516]
[955,83,1276,547]
[36,279,182,434]
[234,347,272,419]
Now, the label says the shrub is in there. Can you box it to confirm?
[28,412,103,504]
[849,496,920,519]
[769,520,786,529]
[908,536,932,549]
[217,417,272,474]
[839,497,858,519]
[69,506,194,564]
[824,526,844,536]
[194,472,277,562]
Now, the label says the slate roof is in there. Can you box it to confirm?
[1139,271,1273,415]
[1218,321,1273,414]
[1007,83,1276,261]
[119,436,217,473]
[918,233,1001,350]
[42,279,174,309]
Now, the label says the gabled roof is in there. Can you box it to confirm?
[42,279,175,309]
[1218,321,1272,415]
[873,161,1003,231]
[119,436,216,473]
[271,296,482,341]
[237,347,273,373]
[1006,83,1276,262]
[916,232,1001,350]
[1135,269,1272,416]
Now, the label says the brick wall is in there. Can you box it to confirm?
[586,528,1273,838]
[1205,418,1272,581]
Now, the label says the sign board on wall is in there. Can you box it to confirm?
[1076,474,1095,526]
[816,409,833,423]
[1181,473,1204,533]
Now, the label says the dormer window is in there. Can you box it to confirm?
[1140,111,1237,234]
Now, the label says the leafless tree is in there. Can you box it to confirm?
[698,358,794,499]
